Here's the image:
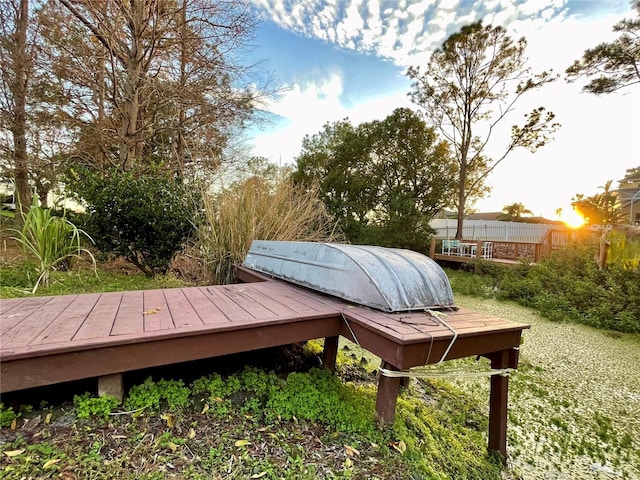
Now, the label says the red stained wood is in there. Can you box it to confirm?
[0,296,52,333]
[73,292,122,340]
[110,290,144,336]
[162,288,206,328]
[142,289,173,332]
[2,295,77,348]
[30,294,101,345]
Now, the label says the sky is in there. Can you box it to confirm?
[246,0,639,220]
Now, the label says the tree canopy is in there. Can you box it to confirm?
[1,0,271,213]
[407,21,559,239]
[498,202,534,222]
[292,108,455,252]
[566,1,640,94]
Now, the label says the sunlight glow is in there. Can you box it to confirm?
[561,207,586,229]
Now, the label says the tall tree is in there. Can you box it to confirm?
[293,108,455,252]
[407,22,560,239]
[0,0,31,219]
[41,0,261,174]
[566,1,640,94]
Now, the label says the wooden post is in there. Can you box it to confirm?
[375,361,402,424]
[429,238,436,258]
[322,336,339,372]
[486,348,519,461]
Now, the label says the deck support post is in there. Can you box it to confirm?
[322,336,339,372]
[486,348,520,462]
[375,361,401,424]
[98,373,124,402]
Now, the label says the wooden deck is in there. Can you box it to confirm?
[0,266,528,458]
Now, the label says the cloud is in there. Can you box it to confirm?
[251,0,589,67]
[251,72,412,164]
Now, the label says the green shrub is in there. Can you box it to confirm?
[452,241,640,333]
[69,168,199,277]
[9,196,96,293]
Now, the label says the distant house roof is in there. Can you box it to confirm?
[466,212,503,221]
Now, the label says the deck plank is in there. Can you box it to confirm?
[166,288,214,328]
[198,286,256,322]
[142,290,174,332]
[30,294,101,345]
[0,296,53,333]
[2,295,78,347]
[73,292,122,341]
[110,290,144,336]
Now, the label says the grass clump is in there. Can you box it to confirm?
[8,196,96,293]
[198,176,339,284]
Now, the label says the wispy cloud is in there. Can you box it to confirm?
[251,0,591,67]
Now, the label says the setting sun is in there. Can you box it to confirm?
[562,208,586,229]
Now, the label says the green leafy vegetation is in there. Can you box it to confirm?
[293,108,454,252]
[446,242,640,333]
[1,354,503,479]
[73,393,120,420]
[68,168,200,278]
[124,377,191,413]
[8,196,96,293]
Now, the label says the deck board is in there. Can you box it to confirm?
[31,294,101,345]
[3,295,78,347]
[1,277,528,393]
[142,289,174,332]
[163,288,207,328]
[73,292,122,341]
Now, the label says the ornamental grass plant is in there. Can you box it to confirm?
[9,197,96,293]
[198,177,339,285]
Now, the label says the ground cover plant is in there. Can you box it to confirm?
[0,345,503,479]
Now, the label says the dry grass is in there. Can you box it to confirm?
[198,177,341,285]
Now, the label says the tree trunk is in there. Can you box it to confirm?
[13,0,31,223]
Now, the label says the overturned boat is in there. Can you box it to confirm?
[243,240,456,312]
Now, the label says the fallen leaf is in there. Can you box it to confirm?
[45,412,53,425]
[167,442,178,452]
[187,428,196,439]
[251,472,268,478]
[345,457,353,468]
[391,440,406,454]
[160,413,175,428]
[143,307,162,315]
[10,419,16,430]
[3,449,25,457]
[234,439,250,447]
[43,458,61,469]
[344,445,360,456]
[201,403,210,414]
